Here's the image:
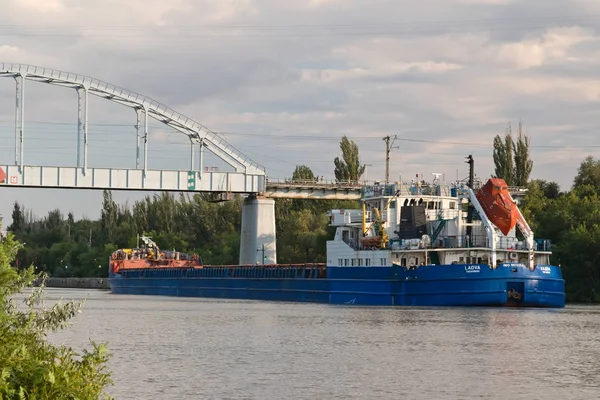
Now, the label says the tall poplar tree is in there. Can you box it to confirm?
[493,123,515,185]
[513,121,533,186]
[100,190,118,244]
[333,136,365,182]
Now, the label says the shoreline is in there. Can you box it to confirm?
[35,277,110,290]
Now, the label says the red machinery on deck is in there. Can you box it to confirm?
[110,236,203,274]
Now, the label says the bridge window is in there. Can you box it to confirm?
[338,258,343,266]
[365,259,371,266]
[344,259,349,266]
[380,258,387,265]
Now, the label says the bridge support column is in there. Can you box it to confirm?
[199,139,204,178]
[13,74,25,169]
[239,196,277,265]
[76,86,89,173]
[135,108,141,169]
[143,106,148,176]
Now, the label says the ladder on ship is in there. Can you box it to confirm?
[430,210,448,244]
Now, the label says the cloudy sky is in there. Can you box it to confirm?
[1,0,600,224]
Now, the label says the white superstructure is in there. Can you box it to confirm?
[326,180,551,269]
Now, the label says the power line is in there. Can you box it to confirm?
[0,126,598,151]
[0,14,599,38]
[3,14,597,30]
[2,14,599,30]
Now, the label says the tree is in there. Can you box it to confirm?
[513,122,533,186]
[67,212,75,240]
[277,209,329,262]
[492,123,515,185]
[333,136,365,182]
[0,232,113,399]
[292,165,315,181]
[493,121,533,187]
[100,190,118,244]
[9,202,24,235]
[529,179,561,200]
[573,156,600,191]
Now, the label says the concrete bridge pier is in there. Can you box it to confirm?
[239,195,277,265]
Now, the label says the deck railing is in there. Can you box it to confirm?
[389,234,551,252]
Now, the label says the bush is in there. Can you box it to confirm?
[0,233,112,399]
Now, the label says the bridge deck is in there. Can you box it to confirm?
[0,165,265,193]
[265,179,362,199]
[0,165,363,198]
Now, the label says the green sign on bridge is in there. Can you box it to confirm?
[187,171,195,190]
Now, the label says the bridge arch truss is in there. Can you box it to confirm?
[0,63,265,194]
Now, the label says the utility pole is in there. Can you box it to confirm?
[382,135,398,185]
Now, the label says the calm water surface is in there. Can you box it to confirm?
[43,288,600,400]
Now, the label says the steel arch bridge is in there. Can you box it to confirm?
[0,63,265,194]
[0,63,362,201]
[0,63,363,264]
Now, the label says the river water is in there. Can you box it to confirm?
[44,288,599,400]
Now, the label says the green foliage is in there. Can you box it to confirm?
[573,155,600,192]
[9,202,24,235]
[493,121,533,186]
[531,179,561,199]
[334,136,365,182]
[100,190,118,244]
[513,122,533,187]
[0,232,112,399]
[493,126,514,185]
[292,165,315,181]
[521,157,600,302]
[277,209,329,262]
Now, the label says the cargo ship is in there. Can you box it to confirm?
[108,157,565,307]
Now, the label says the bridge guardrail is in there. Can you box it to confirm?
[266,178,363,188]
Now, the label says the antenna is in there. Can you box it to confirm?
[383,135,399,185]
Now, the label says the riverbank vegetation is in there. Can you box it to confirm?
[4,134,600,302]
[0,231,112,399]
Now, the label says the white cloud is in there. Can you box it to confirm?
[0,45,21,58]
[300,61,463,83]
[494,27,596,69]
[15,0,66,13]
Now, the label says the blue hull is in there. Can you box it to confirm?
[109,263,565,308]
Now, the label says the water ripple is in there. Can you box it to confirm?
[44,289,600,400]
